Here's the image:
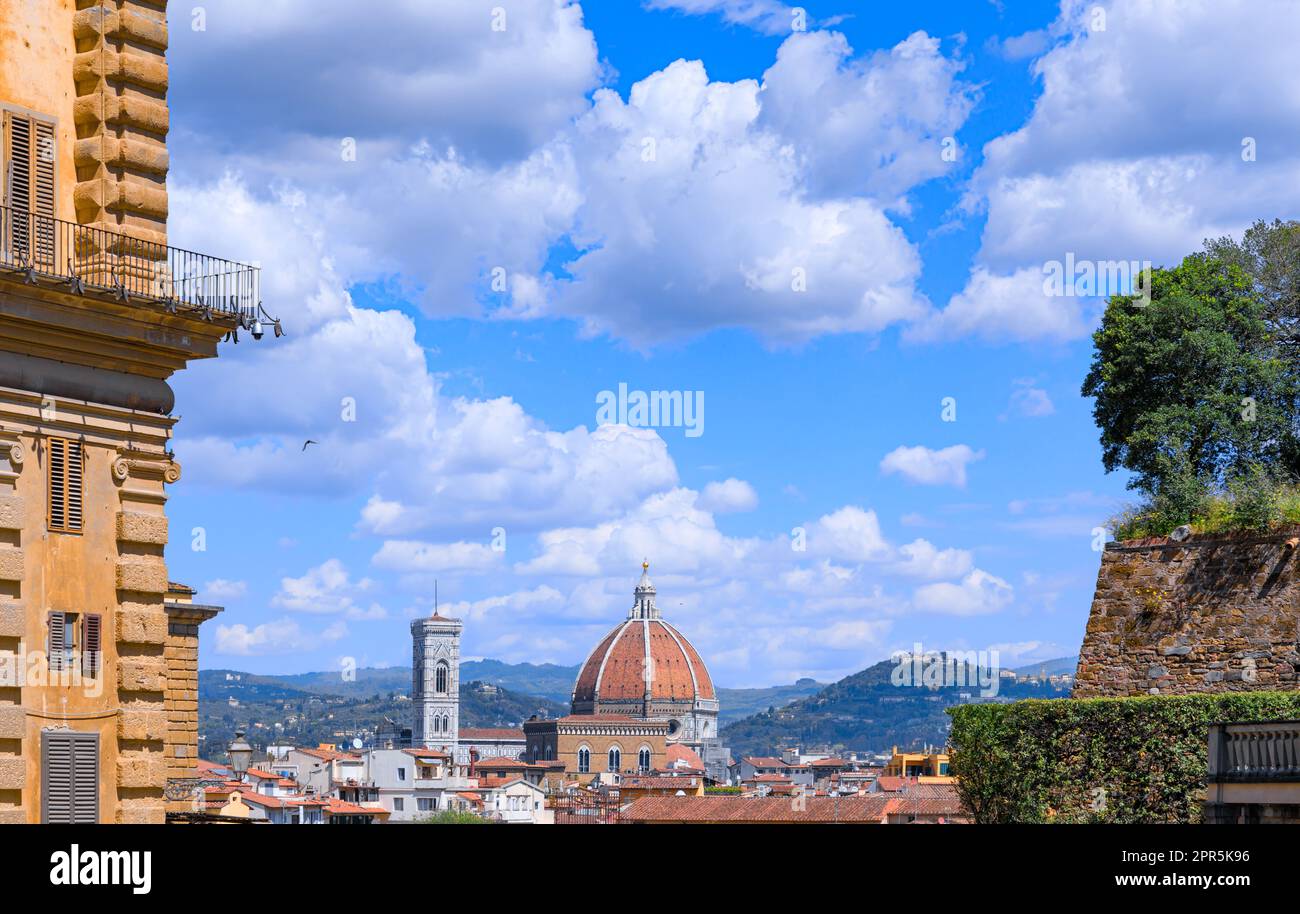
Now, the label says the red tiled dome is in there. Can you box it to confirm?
[572,618,716,704]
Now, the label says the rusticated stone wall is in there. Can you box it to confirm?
[73,0,170,245]
[1074,528,1300,698]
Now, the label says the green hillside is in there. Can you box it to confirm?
[198,671,564,757]
[720,658,1070,758]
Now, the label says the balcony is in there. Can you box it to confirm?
[1205,720,1300,823]
[1209,721,1300,781]
[0,203,259,320]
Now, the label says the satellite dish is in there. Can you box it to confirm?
[352,738,363,750]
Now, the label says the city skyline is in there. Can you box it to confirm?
[145,0,1299,686]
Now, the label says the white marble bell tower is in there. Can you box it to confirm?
[411,605,462,752]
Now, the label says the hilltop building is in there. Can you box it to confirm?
[0,2,260,823]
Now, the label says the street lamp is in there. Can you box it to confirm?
[227,729,253,782]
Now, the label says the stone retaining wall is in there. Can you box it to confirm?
[1073,528,1300,697]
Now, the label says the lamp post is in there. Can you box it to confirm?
[227,729,253,783]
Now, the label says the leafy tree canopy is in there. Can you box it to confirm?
[1082,232,1300,497]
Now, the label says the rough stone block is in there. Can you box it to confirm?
[0,495,22,531]
[115,608,166,646]
[116,755,165,789]
[115,560,168,594]
[118,656,167,693]
[0,548,22,582]
[114,799,165,825]
[116,512,168,546]
[0,757,25,790]
[118,708,166,742]
[0,603,21,638]
[0,809,26,825]
[0,706,23,740]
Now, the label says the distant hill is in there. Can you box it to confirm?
[247,660,583,704]
[218,660,828,719]
[200,658,930,755]
[720,657,1071,758]
[717,678,827,724]
[1010,656,1078,678]
[199,670,564,755]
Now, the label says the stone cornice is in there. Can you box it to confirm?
[0,275,234,380]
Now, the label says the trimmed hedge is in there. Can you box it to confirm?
[947,692,1300,823]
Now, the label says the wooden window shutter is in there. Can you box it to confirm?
[2,110,55,266]
[81,614,101,678]
[41,730,100,824]
[3,110,32,261]
[47,611,67,673]
[31,119,55,267]
[47,437,82,534]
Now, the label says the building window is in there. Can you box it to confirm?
[608,747,621,773]
[397,767,406,781]
[435,661,448,694]
[2,108,57,268]
[46,437,83,534]
[638,747,651,772]
[393,798,404,811]
[46,611,98,676]
[577,747,590,773]
[41,729,98,823]
[81,614,101,678]
[418,798,436,812]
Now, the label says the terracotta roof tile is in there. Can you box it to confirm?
[621,796,893,824]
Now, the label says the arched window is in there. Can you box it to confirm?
[638,747,651,772]
[607,747,621,773]
[577,747,590,773]
[442,714,450,734]
[435,662,449,694]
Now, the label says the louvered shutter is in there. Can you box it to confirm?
[82,614,101,678]
[65,439,83,531]
[31,119,55,268]
[47,437,82,533]
[2,111,55,269]
[48,611,67,674]
[42,730,100,824]
[3,111,32,262]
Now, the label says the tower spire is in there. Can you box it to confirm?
[631,560,659,619]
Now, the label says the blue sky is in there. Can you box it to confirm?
[153,0,1300,686]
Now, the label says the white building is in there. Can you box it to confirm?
[364,747,476,822]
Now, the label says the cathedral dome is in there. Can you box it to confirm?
[572,564,716,707]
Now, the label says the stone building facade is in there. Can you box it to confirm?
[0,1,248,822]
[411,612,462,752]
[162,583,221,815]
[523,715,669,787]
[1074,528,1300,698]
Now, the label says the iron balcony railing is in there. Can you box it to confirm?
[0,202,258,318]
[1208,721,1300,782]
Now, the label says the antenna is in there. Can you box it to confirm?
[434,579,438,616]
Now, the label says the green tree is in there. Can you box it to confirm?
[1204,218,1300,475]
[1082,252,1297,498]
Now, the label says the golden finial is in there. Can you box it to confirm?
[642,559,649,571]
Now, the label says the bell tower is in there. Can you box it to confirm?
[411,606,462,753]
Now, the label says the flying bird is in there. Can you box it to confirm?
[302,439,317,451]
